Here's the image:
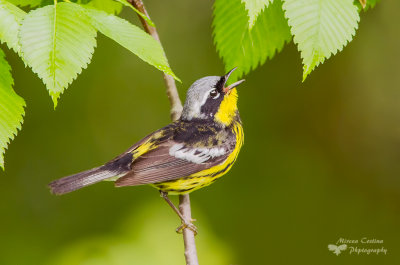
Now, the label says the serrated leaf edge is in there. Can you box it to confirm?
[0,48,26,170]
[281,0,360,81]
[18,2,97,107]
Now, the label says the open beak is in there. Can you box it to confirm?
[222,67,245,94]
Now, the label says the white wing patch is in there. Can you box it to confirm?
[169,143,226,164]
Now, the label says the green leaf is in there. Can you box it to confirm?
[282,0,360,81]
[0,48,25,170]
[0,0,26,53]
[84,7,179,81]
[84,0,123,15]
[241,0,273,28]
[213,0,291,81]
[19,2,97,107]
[6,0,41,7]
[114,0,155,27]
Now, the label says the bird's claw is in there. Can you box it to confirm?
[176,219,198,235]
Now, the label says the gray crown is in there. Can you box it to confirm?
[180,76,220,120]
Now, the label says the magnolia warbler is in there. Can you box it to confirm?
[49,68,245,233]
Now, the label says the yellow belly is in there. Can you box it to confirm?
[152,122,244,195]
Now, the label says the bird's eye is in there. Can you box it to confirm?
[209,89,219,99]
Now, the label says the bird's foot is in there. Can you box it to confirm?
[176,218,198,235]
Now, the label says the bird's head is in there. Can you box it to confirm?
[181,68,245,126]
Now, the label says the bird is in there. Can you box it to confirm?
[328,244,347,255]
[49,68,245,234]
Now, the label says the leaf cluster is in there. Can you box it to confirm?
[0,0,179,169]
[214,0,377,81]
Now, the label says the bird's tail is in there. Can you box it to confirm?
[48,166,121,195]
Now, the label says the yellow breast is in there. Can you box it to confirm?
[154,121,244,194]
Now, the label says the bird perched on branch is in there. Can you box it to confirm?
[49,68,245,234]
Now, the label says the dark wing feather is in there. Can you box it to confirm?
[115,140,229,187]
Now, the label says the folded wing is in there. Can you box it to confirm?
[115,140,232,187]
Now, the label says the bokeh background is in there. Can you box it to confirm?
[1,0,399,264]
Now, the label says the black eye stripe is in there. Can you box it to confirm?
[200,90,224,117]
[214,76,226,93]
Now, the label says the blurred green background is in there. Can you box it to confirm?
[1,0,399,264]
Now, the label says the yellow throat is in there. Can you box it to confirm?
[214,88,238,126]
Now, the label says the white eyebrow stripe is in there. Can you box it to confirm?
[182,90,211,120]
[169,144,226,164]
[199,88,213,106]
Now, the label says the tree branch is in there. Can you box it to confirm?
[127,1,198,265]
[179,194,199,265]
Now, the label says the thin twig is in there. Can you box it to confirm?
[127,1,198,265]
[129,0,183,121]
